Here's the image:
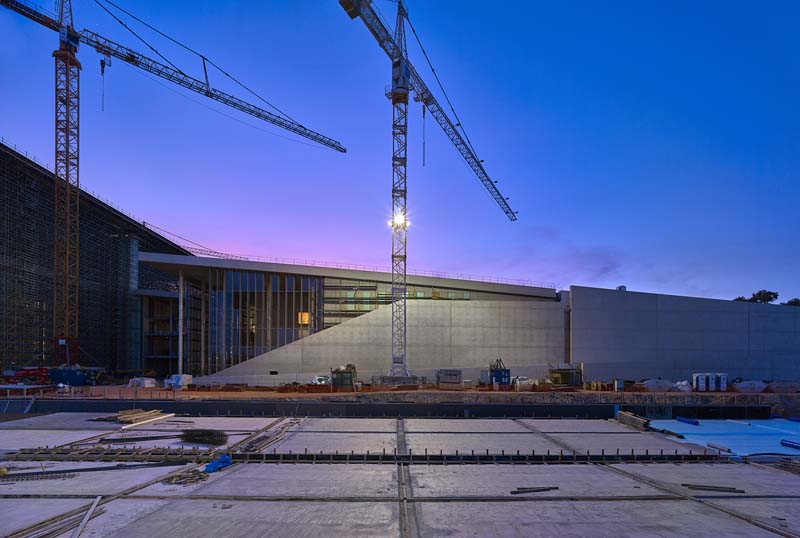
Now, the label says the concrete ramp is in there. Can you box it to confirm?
[195,299,566,386]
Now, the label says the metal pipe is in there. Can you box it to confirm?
[178,270,184,376]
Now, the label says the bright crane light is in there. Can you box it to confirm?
[388,212,409,228]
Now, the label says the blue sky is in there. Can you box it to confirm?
[1,0,798,300]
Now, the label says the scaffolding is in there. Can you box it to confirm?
[0,141,188,371]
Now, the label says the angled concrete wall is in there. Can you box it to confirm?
[570,286,800,381]
[196,299,566,386]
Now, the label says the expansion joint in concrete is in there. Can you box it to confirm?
[596,463,800,538]
[512,418,576,452]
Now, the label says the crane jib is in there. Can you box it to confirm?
[2,0,347,153]
[341,0,517,220]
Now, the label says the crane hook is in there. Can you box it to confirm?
[100,58,106,112]
[422,103,426,167]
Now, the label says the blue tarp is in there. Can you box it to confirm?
[650,418,800,456]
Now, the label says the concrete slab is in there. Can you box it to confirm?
[519,418,637,433]
[410,465,663,497]
[289,418,397,432]
[135,464,236,498]
[104,499,399,538]
[0,412,117,430]
[53,498,169,538]
[415,500,777,537]
[0,498,89,536]
[0,429,112,453]
[137,416,284,432]
[713,498,800,535]
[405,418,529,433]
[405,432,562,454]
[269,432,397,453]
[179,463,398,498]
[615,462,800,497]
[0,460,189,496]
[92,431,251,451]
[546,432,705,454]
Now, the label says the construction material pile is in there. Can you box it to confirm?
[161,469,209,486]
[92,409,171,424]
[180,429,229,446]
[616,411,651,431]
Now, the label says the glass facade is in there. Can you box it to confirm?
[203,269,323,374]
[144,264,538,378]
[322,278,477,328]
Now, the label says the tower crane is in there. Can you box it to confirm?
[339,0,517,380]
[1,0,346,363]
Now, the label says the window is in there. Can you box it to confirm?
[447,292,455,299]
[432,290,440,299]
[416,291,425,298]
[464,291,470,299]
[297,311,310,325]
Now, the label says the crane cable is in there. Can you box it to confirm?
[404,8,480,158]
[91,0,185,75]
[95,0,301,126]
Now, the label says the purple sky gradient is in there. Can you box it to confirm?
[2,0,798,300]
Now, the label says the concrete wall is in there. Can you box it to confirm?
[570,286,800,381]
[197,299,566,386]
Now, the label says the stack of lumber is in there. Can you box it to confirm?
[116,409,166,424]
[774,459,800,476]
[92,409,171,424]
[616,411,651,430]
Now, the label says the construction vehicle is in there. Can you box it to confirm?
[548,363,584,387]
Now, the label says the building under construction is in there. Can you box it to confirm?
[0,139,189,373]
[3,139,800,383]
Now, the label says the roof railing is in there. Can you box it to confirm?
[1,136,556,290]
[184,246,556,289]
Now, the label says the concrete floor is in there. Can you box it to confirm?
[414,500,779,538]
[405,432,563,454]
[270,431,398,453]
[1,414,798,537]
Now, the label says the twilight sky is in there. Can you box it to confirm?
[1,0,798,300]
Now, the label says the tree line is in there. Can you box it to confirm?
[733,290,800,306]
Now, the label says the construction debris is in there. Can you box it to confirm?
[161,469,209,486]
[681,483,745,493]
[180,429,229,446]
[71,496,102,538]
[0,472,77,482]
[239,418,301,452]
[510,486,559,495]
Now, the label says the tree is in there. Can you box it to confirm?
[782,298,800,307]
[733,290,779,304]
[751,290,779,304]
